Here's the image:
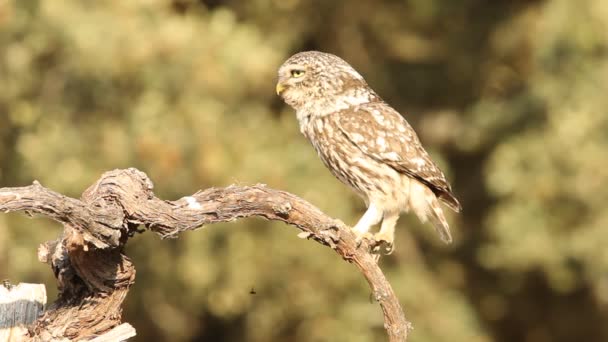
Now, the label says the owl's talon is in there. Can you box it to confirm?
[373,233,394,255]
[354,232,374,248]
[372,241,394,255]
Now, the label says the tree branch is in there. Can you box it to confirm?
[0,168,411,341]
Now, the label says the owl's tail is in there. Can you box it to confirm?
[426,197,453,244]
[410,180,453,243]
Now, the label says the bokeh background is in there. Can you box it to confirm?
[1,0,607,341]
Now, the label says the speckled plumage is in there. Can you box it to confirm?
[276,51,461,249]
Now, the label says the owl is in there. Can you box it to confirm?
[276,51,461,252]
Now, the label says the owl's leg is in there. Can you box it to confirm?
[352,203,383,241]
[374,212,399,254]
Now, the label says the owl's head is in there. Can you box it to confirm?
[276,51,372,111]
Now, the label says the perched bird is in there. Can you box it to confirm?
[276,51,461,251]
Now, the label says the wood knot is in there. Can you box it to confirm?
[272,201,292,217]
[374,290,388,302]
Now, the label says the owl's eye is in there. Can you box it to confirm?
[290,69,306,78]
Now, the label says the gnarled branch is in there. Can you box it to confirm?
[0,168,410,341]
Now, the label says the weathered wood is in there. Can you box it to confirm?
[88,323,136,342]
[0,168,410,341]
[0,283,46,342]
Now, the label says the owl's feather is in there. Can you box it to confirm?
[333,102,461,213]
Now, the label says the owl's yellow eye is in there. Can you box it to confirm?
[290,69,306,78]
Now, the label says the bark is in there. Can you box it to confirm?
[0,168,411,341]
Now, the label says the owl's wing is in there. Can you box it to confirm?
[333,103,461,212]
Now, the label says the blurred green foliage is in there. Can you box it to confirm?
[1,0,607,341]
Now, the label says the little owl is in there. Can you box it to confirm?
[276,51,461,251]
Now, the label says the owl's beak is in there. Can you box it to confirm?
[276,82,286,96]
